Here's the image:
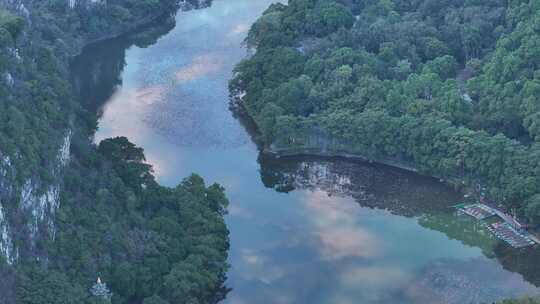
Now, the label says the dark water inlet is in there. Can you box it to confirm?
[71,0,540,303]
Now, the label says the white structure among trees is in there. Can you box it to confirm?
[90,277,113,302]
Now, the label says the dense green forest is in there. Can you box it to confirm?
[231,0,540,224]
[0,1,229,303]
[16,137,230,304]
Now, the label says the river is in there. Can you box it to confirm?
[71,0,540,303]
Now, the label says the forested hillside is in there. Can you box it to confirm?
[0,1,230,303]
[17,137,230,304]
[231,0,540,224]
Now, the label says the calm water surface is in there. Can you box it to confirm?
[72,1,540,303]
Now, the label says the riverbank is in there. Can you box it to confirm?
[259,138,540,233]
[263,147,420,173]
[231,94,420,174]
[81,9,175,46]
[231,93,468,191]
[70,1,183,57]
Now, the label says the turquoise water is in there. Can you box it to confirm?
[72,1,540,303]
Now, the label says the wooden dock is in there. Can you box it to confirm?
[458,204,497,220]
[455,203,537,248]
[487,222,535,248]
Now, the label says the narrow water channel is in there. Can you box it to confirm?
[71,0,540,303]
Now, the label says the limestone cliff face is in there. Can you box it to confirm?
[0,131,71,264]
[68,0,105,9]
[1,0,101,11]
[0,0,29,17]
[0,0,178,264]
[0,0,78,265]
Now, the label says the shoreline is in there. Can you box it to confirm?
[263,148,421,174]
[231,95,502,217]
[76,6,179,55]
[231,94,460,184]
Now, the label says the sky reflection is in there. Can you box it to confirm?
[174,54,224,83]
[303,190,381,260]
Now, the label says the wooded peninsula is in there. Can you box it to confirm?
[231,0,540,225]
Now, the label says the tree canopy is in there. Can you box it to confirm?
[16,137,230,304]
[231,0,540,224]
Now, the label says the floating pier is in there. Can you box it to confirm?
[455,203,537,248]
[458,203,497,220]
[487,222,535,248]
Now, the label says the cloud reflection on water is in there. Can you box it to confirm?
[302,190,380,260]
[228,23,250,36]
[227,160,540,303]
[340,266,410,291]
[228,205,254,219]
[236,249,290,285]
[96,85,163,142]
[175,54,224,83]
